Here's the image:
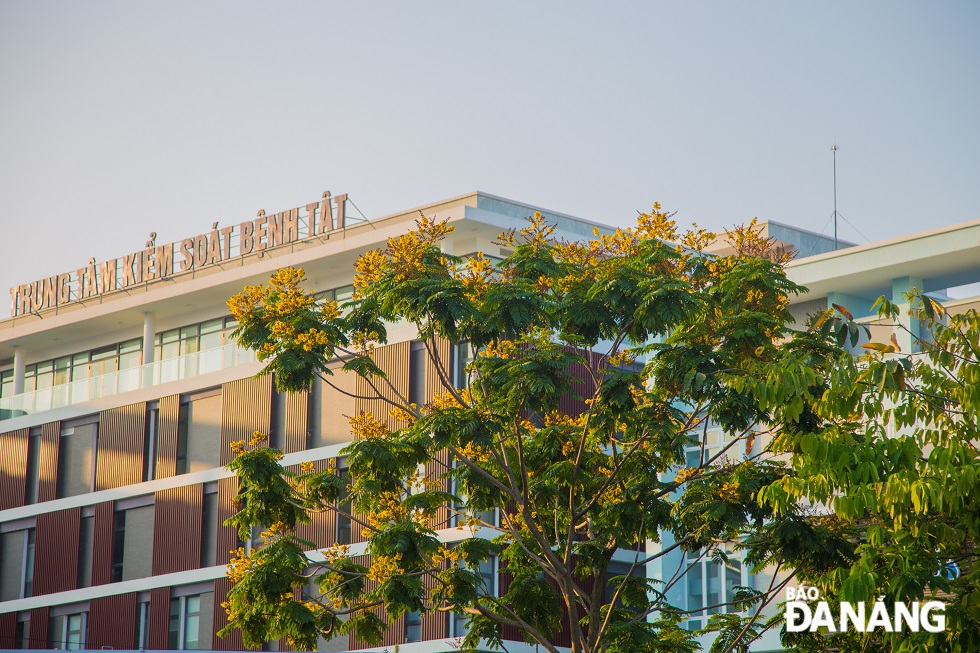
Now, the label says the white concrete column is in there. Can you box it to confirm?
[142,312,156,365]
[12,345,26,394]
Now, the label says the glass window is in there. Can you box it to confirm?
[683,545,747,630]
[135,601,150,649]
[175,403,189,475]
[78,515,94,588]
[72,352,91,381]
[25,429,41,504]
[169,594,204,650]
[0,369,13,398]
[111,511,126,583]
[454,341,474,390]
[118,338,142,370]
[409,341,426,406]
[201,490,218,568]
[143,405,159,482]
[405,610,422,642]
[53,356,71,386]
[23,529,34,598]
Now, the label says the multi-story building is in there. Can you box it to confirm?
[0,190,975,651]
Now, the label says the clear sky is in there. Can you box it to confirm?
[1,1,978,307]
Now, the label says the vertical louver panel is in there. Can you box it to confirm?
[88,592,137,649]
[36,421,60,503]
[28,607,48,648]
[90,501,115,586]
[0,612,17,649]
[96,401,146,490]
[558,349,602,418]
[420,561,449,641]
[220,375,273,465]
[147,586,171,649]
[283,389,309,454]
[348,555,406,650]
[354,341,411,432]
[351,342,411,545]
[216,476,240,566]
[32,508,81,595]
[0,428,28,510]
[155,394,181,479]
[152,484,203,575]
[424,338,455,532]
[212,578,245,650]
[28,513,73,596]
[290,459,337,549]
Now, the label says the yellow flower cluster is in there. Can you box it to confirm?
[482,339,516,359]
[300,460,316,474]
[226,546,256,583]
[388,405,418,425]
[429,389,472,411]
[674,467,699,484]
[366,552,403,582]
[295,327,332,352]
[367,491,418,530]
[227,284,270,322]
[431,545,461,567]
[323,542,351,563]
[349,411,390,440]
[680,222,716,252]
[716,481,741,502]
[353,249,387,290]
[457,442,491,464]
[460,252,495,302]
[229,430,270,456]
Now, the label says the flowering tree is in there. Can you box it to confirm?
[219,209,854,653]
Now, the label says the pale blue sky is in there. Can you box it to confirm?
[1,2,978,303]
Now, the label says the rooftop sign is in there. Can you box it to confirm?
[9,192,348,318]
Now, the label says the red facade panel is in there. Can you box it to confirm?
[0,428,28,510]
[0,612,17,649]
[152,484,204,575]
[290,459,337,550]
[147,586,171,649]
[96,401,146,490]
[32,508,81,595]
[90,501,115,586]
[212,578,245,650]
[28,607,48,649]
[88,592,137,649]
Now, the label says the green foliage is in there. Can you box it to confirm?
[220,210,858,652]
[762,293,980,652]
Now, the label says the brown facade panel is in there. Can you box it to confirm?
[36,421,61,503]
[212,578,245,650]
[354,340,411,432]
[90,501,115,586]
[32,508,81,596]
[152,484,204,575]
[283,389,309,454]
[28,607,49,649]
[0,428,28,510]
[88,591,137,649]
[96,401,147,490]
[147,586,171,649]
[220,374,273,465]
[216,476,240,566]
[420,561,449,641]
[348,555,406,651]
[155,393,181,479]
[290,459,337,550]
[0,612,17,649]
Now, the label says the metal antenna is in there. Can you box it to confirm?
[831,142,840,250]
